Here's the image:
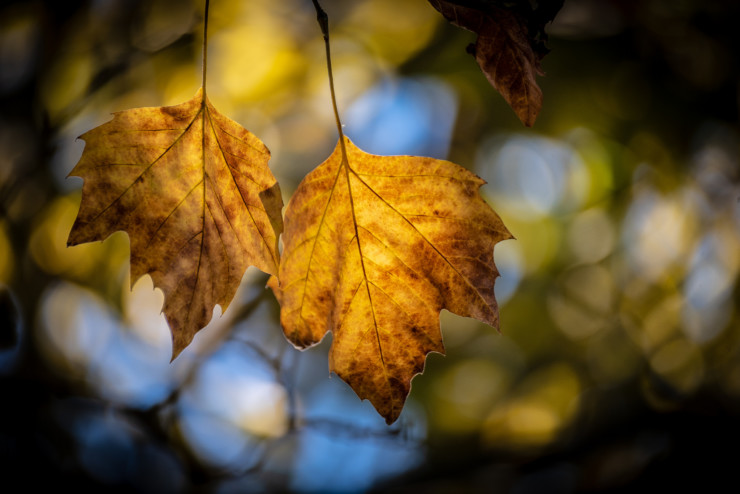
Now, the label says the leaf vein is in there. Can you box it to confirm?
[351,169,493,317]
[88,106,203,224]
[206,105,275,268]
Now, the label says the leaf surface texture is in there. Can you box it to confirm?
[68,88,283,358]
[429,0,547,126]
[272,137,511,423]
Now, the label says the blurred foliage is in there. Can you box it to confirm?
[1,0,739,492]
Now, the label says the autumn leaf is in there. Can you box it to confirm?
[271,137,512,424]
[428,0,560,126]
[68,88,283,359]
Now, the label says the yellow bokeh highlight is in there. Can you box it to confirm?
[567,207,615,264]
[0,221,13,283]
[643,202,696,276]
[40,47,93,122]
[644,337,705,408]
[439,310,482,349]
[346,0,441,65]
[626,293,683,354]
[713,219,740,278]
[432,359,513,434]
[498,216,562,275]
[624,188,700,283]
[483,363,581,449]
[650,339,701,380]
[548,264,615,340]
[163,64,202,106]
[571,133,616,205]
[29,194,128,281]
[210,16,304,103]
[143,49,200,105]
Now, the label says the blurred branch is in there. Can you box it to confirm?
[143,283,276,417]
[301,417,415,443]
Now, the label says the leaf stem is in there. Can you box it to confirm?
[311,1,385,370]
[202,0,210,92]
[312,0,348,159]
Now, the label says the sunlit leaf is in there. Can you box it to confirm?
[271,137,511,423]
[68,88,283,358]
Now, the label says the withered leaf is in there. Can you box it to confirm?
[429,0,558,126]
[271,137,511,424]
[68,88,283,358]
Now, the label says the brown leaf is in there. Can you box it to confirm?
[271,137,512,424]
[429,0,546,126]
[68,88,283,359]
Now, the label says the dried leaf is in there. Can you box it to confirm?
[68,88,283,358]
[429,0,554,126]
[271,137,511,423]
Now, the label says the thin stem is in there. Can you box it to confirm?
[311,1,385,370]
[312,0,347,158]
[202,0,210,91]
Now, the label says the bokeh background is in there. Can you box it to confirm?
[1,0,739,492]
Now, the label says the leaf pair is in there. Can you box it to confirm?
[68,89,512,423]
[68,0,521,424]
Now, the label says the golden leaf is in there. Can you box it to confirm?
[271,137,512,424]
[68,88,283,358]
